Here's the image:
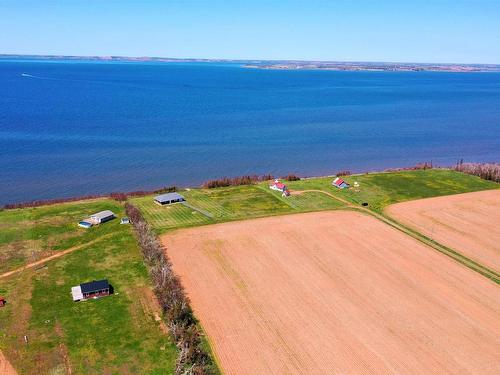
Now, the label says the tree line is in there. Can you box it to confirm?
[109,186,177,201]
[453,161,500,183]
[125,203,217,375]
[384,161,434,172]
[202,173,302,188]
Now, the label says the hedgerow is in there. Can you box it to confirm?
[125,203,216,375]
[453,160,500,183]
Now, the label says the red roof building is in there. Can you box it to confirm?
[332,177,350,189]
[269,180,291,196]
[270,179,287,191]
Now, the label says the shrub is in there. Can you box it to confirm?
[453,161,500,183]
[384,162,434,172]
[109,192,128,202]
[202,174,274,189]
[260,174,274,181]
[280,174,301,181]
[335,170,351,177]
[111,186,178,201]
[154,186,178,194]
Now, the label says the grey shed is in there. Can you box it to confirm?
[154,192,185,205]
[90,210,115,224]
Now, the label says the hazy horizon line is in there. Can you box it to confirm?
[1,53,499,66]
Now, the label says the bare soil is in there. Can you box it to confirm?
[163,211,500,375]
[386,189,500,273]
[0,349,18,375]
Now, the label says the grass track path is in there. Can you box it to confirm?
[0,233,115,280]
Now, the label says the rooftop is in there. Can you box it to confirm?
[80,279,109,294]
[71,286,83,301]
[155,192,185,203]
[90,210,115,220]
[271,181,287,189]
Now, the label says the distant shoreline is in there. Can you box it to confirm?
[0,163,468,208]
[2,54,500,72]
[2,59,499,205]
[243,62,500,73]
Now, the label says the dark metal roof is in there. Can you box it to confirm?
[154,192,185,203]
[80,279,109,294]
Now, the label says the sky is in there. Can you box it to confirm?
[1,0,499,64]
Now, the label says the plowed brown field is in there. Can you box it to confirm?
[386,189,500,273]
[0,350,17,375]
[163,211,500,375]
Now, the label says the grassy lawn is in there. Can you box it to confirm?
[284,169,499,213]
[0,199,126,275]
[131,185,346,233]
[130,197,213,231]
[263,188,345,211]
[0,169,497,373]
[0,200,177,374]
[131,169,497,233]
[185,185,292,219]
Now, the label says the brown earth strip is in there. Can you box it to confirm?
[0,350,18,375]
[288,188,499,282]
[0,350,17,375]
[386,190,500,273]
[163,211,500,375]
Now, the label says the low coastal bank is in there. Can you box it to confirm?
[3,162,498,210]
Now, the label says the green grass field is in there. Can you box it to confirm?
[0,199,126,275]
[131,184,346,232]
[0,200,177,374]
[284,169,499,212]
[131,169,498,232]
[0,168,497,373]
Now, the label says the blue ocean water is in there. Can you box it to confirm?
[1,60,499,204]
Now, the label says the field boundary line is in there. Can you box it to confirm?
[291,188,500,283]
[358,208,500,284]
[0,233,115,279]
[180,201,214,218]
[373,212,500,284]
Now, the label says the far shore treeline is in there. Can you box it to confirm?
[2,162,498,210]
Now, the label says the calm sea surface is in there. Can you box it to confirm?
[1,60,499,204]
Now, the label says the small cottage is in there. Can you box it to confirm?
[90,210,115,224]
[71,279,110,302]
[269,179,290,196]
[332,177,350,189]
